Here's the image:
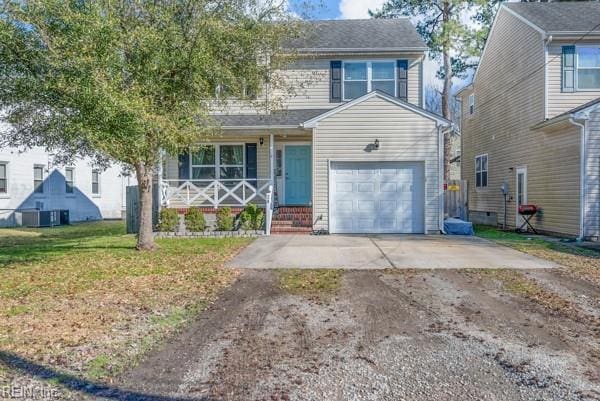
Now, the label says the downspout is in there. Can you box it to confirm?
[570,118,586,241]
[438,124,446,234]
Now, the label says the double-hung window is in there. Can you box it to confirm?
[468,94,475,115]
[0,162,7,194]
[343,61,396,100]
[34,165,44,194]
[475,154,488,188]
[65,168,74,194]
[577,46,600,90]
[190,144,244,180]
[91,170,100,195]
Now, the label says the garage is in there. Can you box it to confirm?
[329,161,425,234]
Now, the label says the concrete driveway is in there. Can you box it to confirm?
[227,234,558,269]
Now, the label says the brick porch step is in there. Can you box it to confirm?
[277,207,312,214]
[271,220,312,227]
[270,226,313,234]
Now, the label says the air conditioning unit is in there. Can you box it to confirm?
[21,210,60,227]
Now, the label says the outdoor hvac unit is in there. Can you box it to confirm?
[21,210,61,228]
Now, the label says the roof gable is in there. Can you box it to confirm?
[303,91,452,128]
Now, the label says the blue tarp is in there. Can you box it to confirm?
[444,218,474,236]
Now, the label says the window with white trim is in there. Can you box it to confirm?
[0,162,7,194]
[468,94,475,115]
[33,165,44,194]
[577,46,600,90]
[343,61,396,100]
[475,154,488,188]
[91,170,100,194]
[190,144,244,180]
[65,168,74,193]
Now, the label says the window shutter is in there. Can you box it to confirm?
[178,150,189,180]
[245,143,257,187]
[562,46,576,93]
[396,60,408,101]
[330,60,342,103]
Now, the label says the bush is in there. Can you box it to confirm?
[239,204,265,230]
[157,208,179,232]
[216,207,234,231]
[184,208,206,232]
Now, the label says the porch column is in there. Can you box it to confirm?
[269,133,275,181]
[157,149,164,210]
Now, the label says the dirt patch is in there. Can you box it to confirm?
[107,269,599,401]
[276,269,343,297]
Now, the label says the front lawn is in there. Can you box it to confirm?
[474,225,600,285]
[0,221,251,385]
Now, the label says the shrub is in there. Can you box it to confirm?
[184,208,206,232]
[216,207,234,231]
[157,208,179,232]
[239,204,265,230]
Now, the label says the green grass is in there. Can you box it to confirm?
[474,225,600,286]
[277,269,343,296]
[0,221,251,382]
[474,225,598,257]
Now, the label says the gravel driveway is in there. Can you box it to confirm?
[111,268,599,401]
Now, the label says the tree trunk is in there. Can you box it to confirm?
[441,0,453,182]
[134,162,157,251]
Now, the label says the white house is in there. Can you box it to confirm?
[0,145,133,227]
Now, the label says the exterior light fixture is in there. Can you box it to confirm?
[259,137,264,146]
[374,139,380,149]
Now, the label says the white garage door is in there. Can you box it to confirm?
[329,161,425,234]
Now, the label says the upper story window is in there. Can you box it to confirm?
[33,165,44,194]
[65,168,74,194]
[0,162,7,194]
[92,170,100,195]
[468,94,475,115]
[343,61,396,100]
[577,46,600,90]
[475,154,488,188]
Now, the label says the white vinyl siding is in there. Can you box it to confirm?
[460,8,582,236]
[312,95,440,233]
[585,109,600,239]
[214,55,424,112]
[548,42,600,117]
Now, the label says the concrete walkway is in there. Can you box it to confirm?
[227,234,558,269]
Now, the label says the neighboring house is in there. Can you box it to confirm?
[160,19,453,234]
[457,2,600,239]
[0,145,133,227]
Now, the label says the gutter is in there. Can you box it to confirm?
[569,117,587,242]
[438,124,447,234]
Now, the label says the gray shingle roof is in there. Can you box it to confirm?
[284,19,427,52]
[532,96,600,129]
[212,109,330,127]
[505,2,600,34]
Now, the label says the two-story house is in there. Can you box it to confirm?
[159,19,452,235]
[457,2,600,240]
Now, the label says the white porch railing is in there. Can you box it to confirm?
[161,178,273,209]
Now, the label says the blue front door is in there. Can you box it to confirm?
[285,145,311,205]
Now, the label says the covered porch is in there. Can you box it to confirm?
[158,129,313,213]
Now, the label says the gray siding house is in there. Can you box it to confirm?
[159,19,452,234]
[457,2,600,239]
